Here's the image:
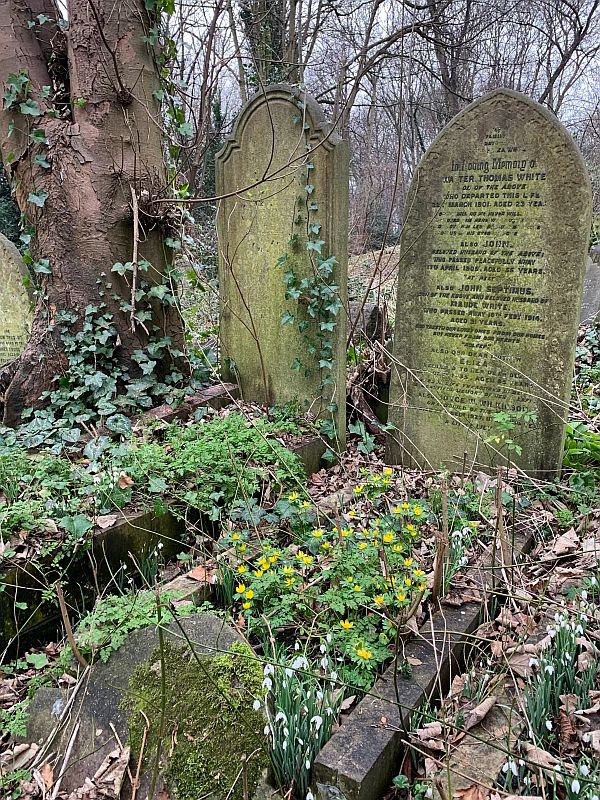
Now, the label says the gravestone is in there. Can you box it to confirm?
[216,85,348,444]
[580,256,600,323]
[386,89,592,477]
[0,233,31,366]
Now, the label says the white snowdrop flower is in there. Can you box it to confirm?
[509,761,518,777]
[316,690,323,701]
[297,738,304,746]
[295,642,300,651]
[275,711,287,724]
[282,741,287,751]
[583,733,591,743]
[285,668,293,677]
[545,720,553,731]
[326,633,332,643]
[311,715,323,731]
[262,677,273,691]
[320,644,326,654]
[591,576,597,586]
[253,699,261,711]
[591,795,598,800]
[579,764,590,777]
[502,763,509,774]
[320,658,328,670]
[528,657,539,667]
[306,792,314,800]
[571,779,581,794]
[563,652,572,661]
[210,574,218,584]
[581,613,589,623]
[264,663,275,676]
[519,759,525,766]
[263,725,270,736]
[554,612,561,623]
[426,789,433,799]
[545,664,555,675]
[305,759,311,770]
[330,671,338,681]
[283,727,289,738]
[576,624,584,635]
[157,541,164,549]
[523,777,531,786]
[581,590,588,601]
[307,691,311,700]
[325,707,333,716]
[547,626,556,637]
[292,656,308,670]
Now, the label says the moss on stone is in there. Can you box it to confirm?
[123,640,268,800]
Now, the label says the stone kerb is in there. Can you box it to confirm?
[215,85,348,446]
[385,89,592,477]
[0,232,32,366]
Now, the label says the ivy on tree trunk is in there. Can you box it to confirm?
[0,0,185,425]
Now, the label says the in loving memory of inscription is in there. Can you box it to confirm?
[416,126,548,430]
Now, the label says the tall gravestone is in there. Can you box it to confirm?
[0,233,32,366]
[216,85,348,444]
[386,89,592,477]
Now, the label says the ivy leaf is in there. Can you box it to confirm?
[309,223,321,235]
[305,184,314,195]
[291,358,303,371]
[59,514,93,537]
[111,261,133,275]
[26,653,49,670]
[29,129,48,144]
[307,239,325,254]
[177,121,193,137]
[33,154,51,169]
[308,201,318,212]
[27,190,48,207]
[319,359,333,370]
[153,89,165,102]
[32,258,51,274]
[37,13,51,24]
[106,414,132,436]
[280,311,295,326]
[148,476,167,493]
[320,320,336,331]
[164,237,181,250]
[20,98,41,116]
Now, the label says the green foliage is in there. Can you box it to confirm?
[484,410,538,458]
[124,412,305,518]
[73,590,199,662]
[563,421,600,469]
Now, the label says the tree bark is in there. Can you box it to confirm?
[0,0,184,425]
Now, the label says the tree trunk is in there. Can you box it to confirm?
[0,0,184,425]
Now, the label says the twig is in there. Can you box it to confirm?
[50,720,80,800]
[131,710,150,800]
[130,185,139,334]
[54,581,88,668]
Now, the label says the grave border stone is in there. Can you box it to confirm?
[0,231,32,367]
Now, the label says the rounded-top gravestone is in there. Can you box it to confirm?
[0,232,32,366]
[386,89,592,477]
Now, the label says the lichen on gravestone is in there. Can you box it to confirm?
[386,89,592,477]
[215,85,348,447]
[0,232,32,367]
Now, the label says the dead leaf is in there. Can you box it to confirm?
[414,721,443,742]
[521,743,561,771]
[117,473,134,489]
[407,657,423,666]
[96,514,119,529]
[507,652,534,678]
[589,730,600,754]
[39,762,53,790]
[188,565,214,582]
[463,696,497,731]
[551,528,579,556]
[340,694,356,712]
[453,782,489,800]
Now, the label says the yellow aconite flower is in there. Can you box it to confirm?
[242,601,251,610]
[302,554,314,565]
[414,569,425,578]
[404,558,413,568]
[393,505,402,514]
[237,565,246,574]
[259,560,270,571]
[232,533,241,541]
[359,542,368,550]
[406,523,415,532]
[235,583,246,594]
[402,502,409,510]
[374,595,385,606]
[356,647,372,660]
[285,577,295,586]
[354,485,364,495]
[300,500,311,509]
[382,532,394,544]
[239,544,247,553]
[354,585,361,592]
[383,467,393,476]
[413,506,423,516]
[396,592,407,602]
[340,619,354,630]
[393,544,404,553]
[269,554,279,563]
[341,528,352,538]
[245,589,254,600]
[404,578,412,586]
[321,542,331,550]
[283,565,293,575]
[254,569,264,578]
[288,492,299,502]
[312,529,324,538]
[382,478,391,486]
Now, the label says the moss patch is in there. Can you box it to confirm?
[123,641,268,800]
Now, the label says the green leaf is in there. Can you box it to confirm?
[26,653,49,670]
[32,258,51,274]
[305,184,314,195]
[27,190,48,207]
[106,414,132,436]
[59,514,93,537]
[307,239,325,253]
[177,121,193,137]
[33,154,51,169]
[280,311,295,326]
[29,129,48,144]
[148,476,167,493]
[111,261,133,275]
[20,98,41,116]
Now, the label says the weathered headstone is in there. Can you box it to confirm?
[216,85,348,444]
[0,233,31,366]
[580,256,600,323]
[386,89,592,477]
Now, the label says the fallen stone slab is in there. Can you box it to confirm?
[23,614,268,799]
